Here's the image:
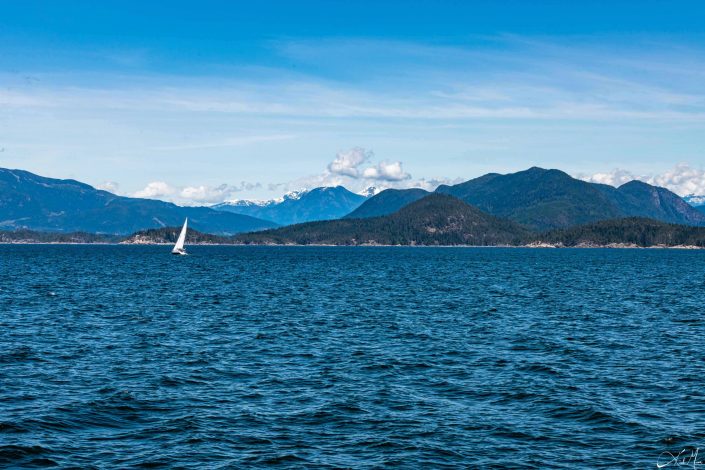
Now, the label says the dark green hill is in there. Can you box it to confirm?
[541,217,705,247]
[236,194,531,246]
[344,188,429,219]
[436,167,705,230]
[436,167,623,230]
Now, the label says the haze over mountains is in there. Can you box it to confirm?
[1,166,704,238]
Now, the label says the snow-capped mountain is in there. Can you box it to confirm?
[220,199,274,208]
[213,186,367,225]
[221,190,308,209]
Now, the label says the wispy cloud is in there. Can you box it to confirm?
[3,35,705,197]
[149,134,296,151]
[3,34,705,123]
[3,80,703,121]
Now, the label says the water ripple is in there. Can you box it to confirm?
[2,245,705,467]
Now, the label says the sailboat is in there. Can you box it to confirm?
[172,218,188,255]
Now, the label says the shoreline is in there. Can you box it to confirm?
[1,241,703,249]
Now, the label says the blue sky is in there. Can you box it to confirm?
[1,1,705,203]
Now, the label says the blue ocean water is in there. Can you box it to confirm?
[1,245,705,468]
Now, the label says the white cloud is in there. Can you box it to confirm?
[327,147,371,177]
[271,148,451,195]
[179,182,262,204]
[579,163,705,196]
[327,148,410,182]
[582,169,637,187]
[362,161,411,181]
[133,181,262,205]
[134,181,176,199]
[649,164,705,196]
[179,185,229,203]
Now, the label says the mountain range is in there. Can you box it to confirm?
[0,168,277,234]
[436,167,705,230]
[213,186,367,225]
[235,193,705,247]
[1,166,704,237]
[348,167,705,230]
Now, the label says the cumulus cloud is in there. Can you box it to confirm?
[579,163,705,197]
[326,147,411,182]
[327,147,372,177]
[361,161,411,181]
[649,164,705,196]
[325,147,411,182]
[583,169,637,187]
[272,147,451,195]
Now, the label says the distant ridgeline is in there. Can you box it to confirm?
[0,168,278,235]
[3,166,705,247]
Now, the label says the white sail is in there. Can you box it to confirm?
[172,218,188,254]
